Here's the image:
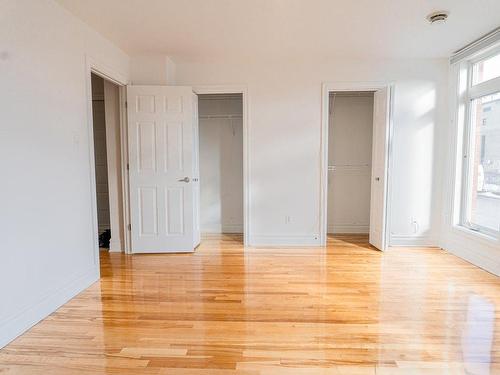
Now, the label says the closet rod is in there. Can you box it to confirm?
[329,164,370,167]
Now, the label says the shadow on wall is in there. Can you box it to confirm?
[391,82,437,241]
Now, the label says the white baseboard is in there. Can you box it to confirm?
[201,224,243,234]
[109,238,122,252]
[442,229,500,276]
[390,234,436,247]
[445,244,500,276]
[201,224,222,233]
[249,234,321,247]
[221,224,243,233]
[328,224,369,234]
[0,266,99,348]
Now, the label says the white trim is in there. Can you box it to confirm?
[390,235,436,247]
[249,234,321,247]
[0,267,99,348]
[202,225,244,234]
[451,27,500,64]
[85,55,129,260]
[443,232,500,276]
[119,86,132,254]
[192,85,250,247]
[86,56,128,87]
[319,81,395,249]
[327,225,369,234]
[109,239,123,252]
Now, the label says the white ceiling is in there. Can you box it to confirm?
[56,0,500,63]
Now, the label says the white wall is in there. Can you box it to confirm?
[130,55,176,85]
[327,94,373,234]
[0,0,129,347]
[198,95,243,233]
[174,58,448,246]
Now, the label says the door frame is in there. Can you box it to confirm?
[85,55,131,262]
[319,81,395,248]
[193,85,250,246]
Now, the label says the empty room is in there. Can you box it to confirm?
[1,1,500,374]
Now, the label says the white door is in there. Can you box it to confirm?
[127,85,199,253]
[369,87,390,251]
[191,93,201,248]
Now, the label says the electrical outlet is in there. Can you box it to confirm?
[285,215,292,224]
[411,217,419,234]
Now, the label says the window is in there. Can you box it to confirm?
[472,52,500,85]
[459,50,500,236]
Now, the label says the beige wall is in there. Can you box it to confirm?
[327,93,374,234]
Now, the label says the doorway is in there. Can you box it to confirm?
[320,83,392,250]
[124,85,249,253]
[198,94,244,242]
[90,73,124,252]
[327,91,374,237]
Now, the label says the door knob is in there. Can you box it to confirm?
[178,177,190,183]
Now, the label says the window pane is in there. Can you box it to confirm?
[472,52,500,85]
[465,92,500,232]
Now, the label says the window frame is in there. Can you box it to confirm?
[471,48,500,86]
[459,45,500,238]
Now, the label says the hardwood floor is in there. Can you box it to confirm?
[1,234,499,374]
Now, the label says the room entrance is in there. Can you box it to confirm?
[124,85,248,253]
[327,91,374,238]
[89,73,124,252]
[321,84,392,250]
[198,94,244,242]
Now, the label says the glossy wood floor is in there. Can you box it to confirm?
[1,234,499,374]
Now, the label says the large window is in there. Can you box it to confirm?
[460,49,500,236]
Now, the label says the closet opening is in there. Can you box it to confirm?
[326,91,376,248]
[321,84,392,250]
[197,93,244,243]
[90,73,124,252]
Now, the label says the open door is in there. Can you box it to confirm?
[369,87,390,251]
[127,85,200,253]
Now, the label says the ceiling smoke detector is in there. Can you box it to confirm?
[427,11,449,25]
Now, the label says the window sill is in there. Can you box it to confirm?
[452,224,499,243]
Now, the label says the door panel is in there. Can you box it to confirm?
[138,187,158,236]
[137,122,156,171]
[369,87,390,251]
[165,122,184,171]
[127,85,198,253]
[166,187,184,235]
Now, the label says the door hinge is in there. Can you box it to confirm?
[128,223,131,231]
[125,101,128,109]
[126,163,130,171]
